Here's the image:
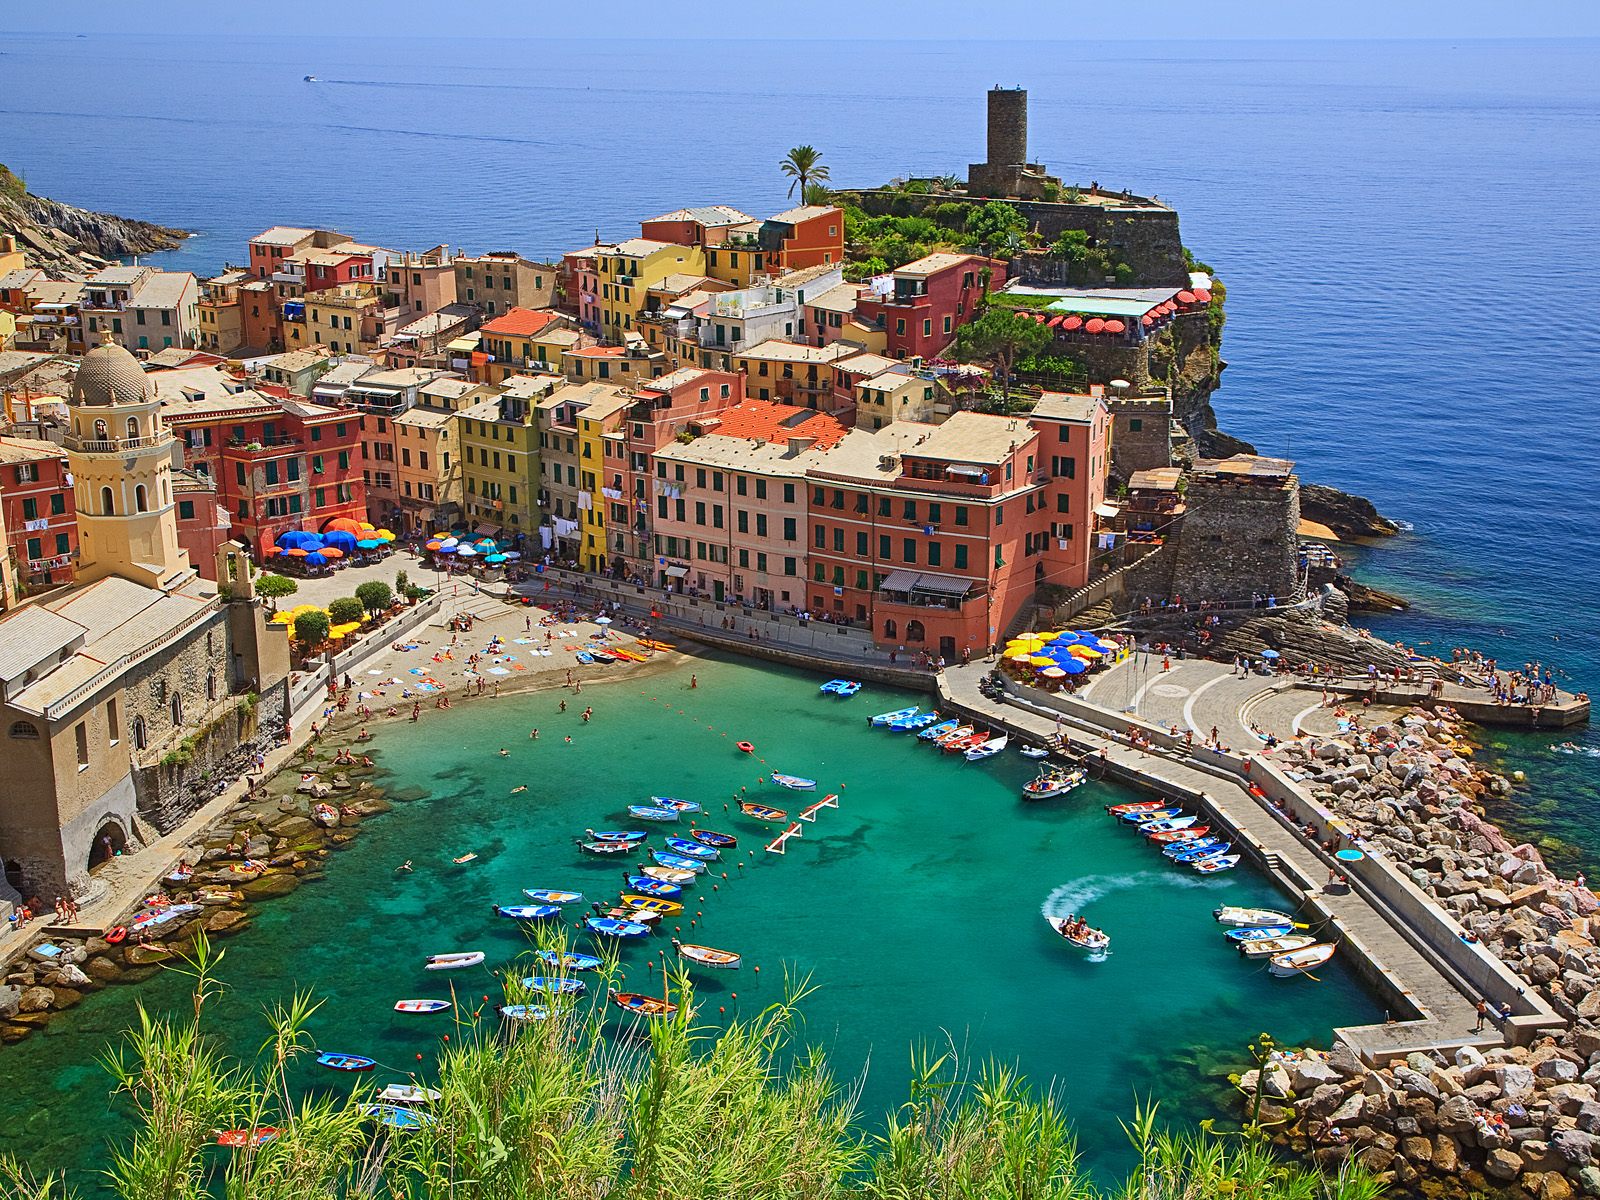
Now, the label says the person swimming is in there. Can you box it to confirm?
[511,785,528,794]
[395,860,413,874]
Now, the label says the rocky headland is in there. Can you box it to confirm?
[1,163,188,274]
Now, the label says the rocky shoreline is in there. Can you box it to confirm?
[1243,706,1600,1199]
[1,162,189,274]
[0,755,389,1043]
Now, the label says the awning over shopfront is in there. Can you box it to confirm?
[911,571,973,597]
[877,569,921,592]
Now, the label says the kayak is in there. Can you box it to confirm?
[628,805,679,822]
[585,916,651,939]
[522,889,584,905]
[393,999,451,1014]
[738,802,787,821]
[688,828,737,848]
[494,904,560,921]
[533,949,602,972]
[673,938,742,969]
[650,796,701,813]
[638,865,697,885]
[770,773,815,791]
[317,1053,376,1072]
[624,875,684,899]
[1215,906,1297,928]
[664,837,719,860]
[652,850,708,873]
[517,976,586,996]
[424,951,485,971]
[609,989,678,1018]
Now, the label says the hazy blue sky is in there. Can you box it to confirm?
[5,0,1598,39]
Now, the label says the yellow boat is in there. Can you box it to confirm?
[619,894,683,917]
[637,639,676,652]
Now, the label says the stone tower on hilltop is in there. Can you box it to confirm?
[64,332,194,593]
[968,87,1061,200]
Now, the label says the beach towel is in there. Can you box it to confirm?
[488,667,510,676]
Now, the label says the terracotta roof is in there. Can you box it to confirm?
[698,401,847,450]
[568,345,625,358]
[480,307,562,338]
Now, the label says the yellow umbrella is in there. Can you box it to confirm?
[1069,645,1103,660]
[1029,655,1056,667]
[1006,651,1036,664]
[1008,636,1048,652]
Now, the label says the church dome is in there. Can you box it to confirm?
[71,335,153,407]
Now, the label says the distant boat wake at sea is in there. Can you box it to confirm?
[1040,870,1214,917]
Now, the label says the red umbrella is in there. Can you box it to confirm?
[1141,315,1156,327]
[264,546,281,556]
[1162,301,1177,314]
[1103,319,1126,334]
[1177,290,1197,304]
[1062,316,1083,331]
[1047,315,1065,328]
[1085,318,1106,334]
[1034,312,1050,324]
[284,547,309,557]
[1193,289,1211,303]
[321,547,345,559]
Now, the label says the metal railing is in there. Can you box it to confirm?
[65,433,171,453]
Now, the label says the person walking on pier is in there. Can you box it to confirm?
[1475,999,1489,1032]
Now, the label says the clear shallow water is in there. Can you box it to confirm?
[0,654,1380,1184]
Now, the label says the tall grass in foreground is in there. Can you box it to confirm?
[0,936,1383,1200]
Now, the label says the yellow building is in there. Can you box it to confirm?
[854,363,951,431]
[563,339,667,385]
[456,374,560,538]
[300,285,385,355]
[393,378,497,533]
[702,223,770,287]
[597,239,705,339]
[574,390,633,572]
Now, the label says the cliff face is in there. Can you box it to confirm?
[0,164,189,274]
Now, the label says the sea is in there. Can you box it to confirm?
[0,31,1596,1179]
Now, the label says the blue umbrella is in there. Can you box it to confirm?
[475,538,497,550]
[485,553,508,564]
[356,538,382,550]
[1058,657,1088,675]
[434,543,457,554]
[304,552,329,567]
[321,529,358,552]
[1048,633,1082,647]
[276,530,316,549]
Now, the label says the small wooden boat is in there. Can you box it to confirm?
[1147,824,1209,843]
[1192,854,1240,874]
[377,1084,441,1105]
[1023,769,1084,800]
[424,951,485,971]
[1269,943,1336,977]
[870,706,919,726]
[366,1103,436,1131]
[585,829,647,843]
[1136,814,1194,832]
[313,803,340,828]
[638,865,697,885]
[888,709,936,731]
[770,773,815,791]
[1045,916,1110,953]
[1239,934,1317,959]
[934,725,974,746]
[1119,807,1180,825]
[738,801,787,821]
[628,805,680,822]
[652,850,708,873]
[964,734,1009,761]
[1216,906,1296,927]
[597,904,661,927]
[673,938,741,969]
[624,875,683,898]
[494,904,560,921]
[579,839,634,856]
[664,837,719,860]
[610,989,678,1018]
[1225,925,1294,943]
[452,852,479,865]
[1019,745,1051,760]
[393,998,451,1014]
[517,975,586,996]
[1107,800,1166,815]
[585,916,651,939]
[688,828,737,848]
[317,1053,376,1072]
[942,731,987,754]
[1174,842,1233,863]
[619,895,682,916]
[533,949,602,972]
[498,1003,550,1022]
[216,1127,279,1148]
[650,796,701,813]
[917,718,959,741]
[522,889,584,905]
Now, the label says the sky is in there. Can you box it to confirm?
[5,0,1599,40]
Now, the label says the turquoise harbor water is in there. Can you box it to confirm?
[0,654,1380,1183]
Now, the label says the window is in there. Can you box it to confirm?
[1057,494,1071,513]
[54,533,69,555]
[50,492,65,516]
[20,497,37,521]
[813,524,826,549]
[856,531,868,556]
[101,485,115,514]
[903,538,917,564]
[879,534,890,559]
[75,722,89,768]
[107,698,120,745]
[784,556,796,576]
[927,542,942,566]
[1053,456,1076,479]
[954,545,968,569]
[9,719,40,739]
[756,513,767,537]
[954,506,968,526]
[782,483,794,504]
[1129,418,1143,432]
[135,485,148,513]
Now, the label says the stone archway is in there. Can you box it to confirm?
[87,818,129,870]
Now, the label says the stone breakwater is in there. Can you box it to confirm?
[1248,708,1600,1199]
[0,766,388,1044]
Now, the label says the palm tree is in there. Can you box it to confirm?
[780,146,830,201]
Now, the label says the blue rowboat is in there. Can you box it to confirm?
[533,949,602,971]
[366,1103,436,1130]
[585,829,646,842]
[522,889,584,905]
[1119,807,1180,824]
[890,710,939,731]
[625,875,683,899]
[494,904,560,921]
[585,916,651,939]
[1225,925,1295,942]
[518,975,586,996]
[652,850,708,873]
[820,679,858,695]
[870,706,919,726]
[1163,837,1223,859]
[498,1003,551,1022]
[628,805,679,822]
[918,719,959,741]
[664,837,719,860]
[575,651,594,664]
[1173,842,1233,864]
[578,840,632,856]
[639,865,698,885]
[688,828,737,849]
[317,1053,376,1072]
[650,796,701,813]
[770,773,815,791]
[1193,854,1240,874]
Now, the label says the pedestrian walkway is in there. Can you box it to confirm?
[936,663,1564,1062]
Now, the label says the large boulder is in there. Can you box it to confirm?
[1490,1063,1538,1101]
[1485,1147,1524,1181]
[17,986,53,1013]
[239,872,299,901]
[1293,1057,1344,1092]
[1394,1066,1442,1100]
[1554,1130,1599,1167]
[0,985,19,1019]
[84,956,123,984]
[202,909,250,937]
[1437,1094,1479,1135]
[1432,1134,1460,1172]
[1540,1058,1583,1084]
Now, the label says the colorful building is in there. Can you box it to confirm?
[596,239,706,338]
[391,377,494,533]
[453,253,556,318]
[0,436,78,598]
[575,391,633,572]
[853,252,1005,361]
[759,205,845,271]
[81,266,201,353]
[457,374,559,541]
[563,340,667,385]
[172,468,229,580]
[387,246,459,318]
[534,382,628,561]
[477,307,572,383]
[1027,391,1113,592]
[732,339,857,412]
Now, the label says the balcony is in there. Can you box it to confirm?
[64,432,172,454]
[877,569,977,611]
[227,435,303,452]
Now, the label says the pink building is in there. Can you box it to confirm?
[560,248,602,330]
[649,401,847,606]
[1028,390,1113,592]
